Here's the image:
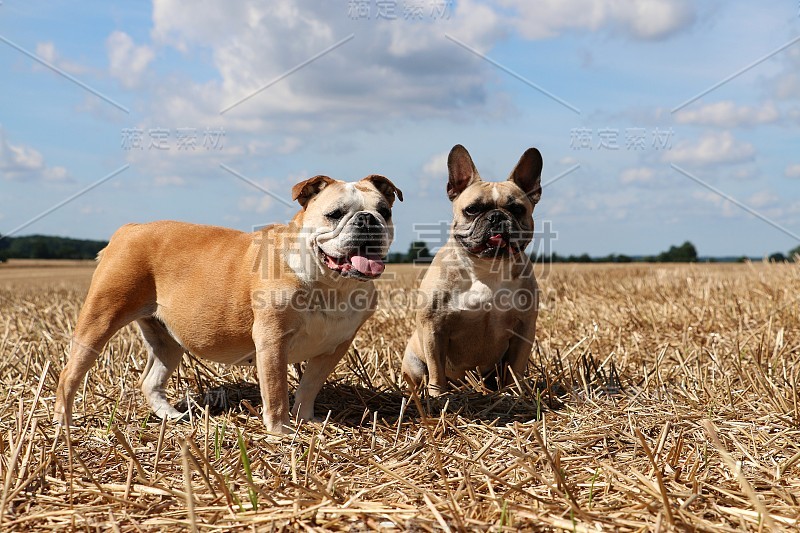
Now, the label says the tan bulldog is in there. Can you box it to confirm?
[55,174,402,434]
[402,144,541,395]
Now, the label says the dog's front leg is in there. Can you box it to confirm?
[252,316,291,434]
[292,336,354,422]
[420,323,448,396]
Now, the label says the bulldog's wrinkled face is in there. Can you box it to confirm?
[452,182,535,258]
[291,175,403,280]
[446,144,542,259]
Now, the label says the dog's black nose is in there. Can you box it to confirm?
[488,210,505,225]
[353,212,379,230]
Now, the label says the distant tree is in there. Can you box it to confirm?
[768,252,787,263]
[0,235,107,260]
[656,241,698,262]
[789,245,800,262]
[408,241,431,263]
[386,252,407,264]
[616,254,633,263]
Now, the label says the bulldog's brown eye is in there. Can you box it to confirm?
[325,209,344,221]
[464,204,481,217]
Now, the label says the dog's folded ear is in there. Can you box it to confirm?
[292,175,336,208]
[447,144,481,201]
[362,174,404,205]
[508,147,543,205]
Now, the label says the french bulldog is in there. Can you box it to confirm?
[54,174,402,434]
[402,144,541,395]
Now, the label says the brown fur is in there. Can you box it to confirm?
[55,175,401,434]
[402,145,542,395]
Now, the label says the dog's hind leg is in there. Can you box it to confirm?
[136,317,186,420]
[55,326,119,426]
[55,294,146,426]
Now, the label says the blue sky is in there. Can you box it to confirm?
[1,0,799,257]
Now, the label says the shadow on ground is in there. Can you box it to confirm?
[175,377,565,427]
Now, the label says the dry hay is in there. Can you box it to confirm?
[1,262,800,531]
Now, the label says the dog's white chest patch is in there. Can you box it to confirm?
[451,270,521,314]
[453,280,494,312]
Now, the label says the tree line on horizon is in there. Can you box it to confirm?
[0,235,107,261]
[389,240,800,264]
[1,235,799,264]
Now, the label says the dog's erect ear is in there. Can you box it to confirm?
[362,174,404,205]
[447,144,481,201]
[508,147,543,205]
[292,175,336,209]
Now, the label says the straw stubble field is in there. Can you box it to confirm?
[1,260,799,531]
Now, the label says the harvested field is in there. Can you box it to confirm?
[1,261,799,531]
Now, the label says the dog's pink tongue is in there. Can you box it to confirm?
[488,234,507,248]
[350,255,385,276]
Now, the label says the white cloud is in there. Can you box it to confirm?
[237,176,289,213]
[235,171,309,216]
[416,151,449,197]
[131,0,700,187]
[785,164,800,179]
[138,0,700,178]
[35,42,91,75]
[691,190,738,218]
[0,127,70,182]
[154,175,186,187]
[543,188,639,220]
[774,74,800,100]
[147,0,505,134]
[748,190,779,209]
[106,31,154,89]
[693,188,790,221]
[768,45,800,101]
[239,195,273,214]
[620,167,655,184]
[498,0,696,40]
[674,100,779,128]
[276,137,302,155]
[422,152,449,180]
[731,166,758,180]
[669,131,756,167]
[79,206,107,215]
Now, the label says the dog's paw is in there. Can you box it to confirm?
[426,385,449,397]
[153,405,190,423]
[265,423,292,436]
[263,414,292,436]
